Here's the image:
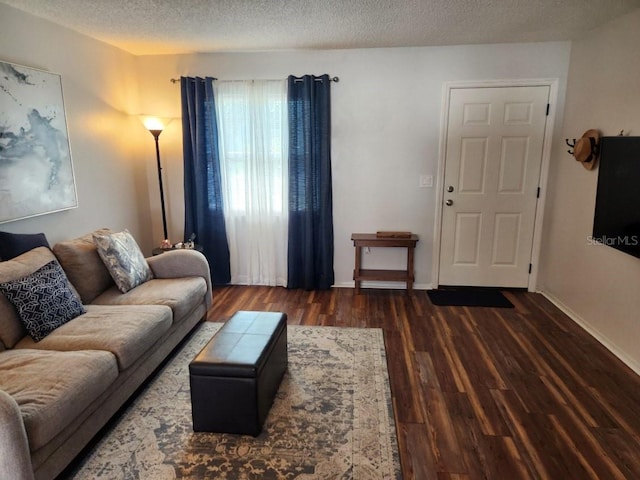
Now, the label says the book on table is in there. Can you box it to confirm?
[375,231,412,238]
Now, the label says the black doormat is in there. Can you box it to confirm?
[427,288,514,308]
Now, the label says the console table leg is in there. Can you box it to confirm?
[407,245,415,293]
[354,245,362,294]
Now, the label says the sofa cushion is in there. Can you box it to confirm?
[15,304,172,370]
[0,260,86,342]
[93,229,153,293]
[0,247,63,348]
[0,348,118,452]
[0,232,50,261]
[92,277,207,324]
[52,228,115,304]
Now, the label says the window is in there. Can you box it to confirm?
[215,80,288,286]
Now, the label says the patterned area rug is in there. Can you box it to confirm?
[67,322,402,479]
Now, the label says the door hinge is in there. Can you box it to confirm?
[529,263,532,274]
[546,104,550,116]
[537,187,541,198]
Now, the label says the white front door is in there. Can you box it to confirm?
[438,86,549,287]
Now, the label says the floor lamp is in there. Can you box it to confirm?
[142,117,169,245]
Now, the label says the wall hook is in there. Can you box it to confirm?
[565,138,576,155]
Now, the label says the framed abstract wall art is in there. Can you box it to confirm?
[0,61,78,224]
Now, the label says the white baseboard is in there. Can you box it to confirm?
[540,291,640,377]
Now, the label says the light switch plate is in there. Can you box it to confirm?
[419,175,433,188]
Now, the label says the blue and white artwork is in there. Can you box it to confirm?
[0,61,78,224]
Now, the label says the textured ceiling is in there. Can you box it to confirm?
[2,0,640,55]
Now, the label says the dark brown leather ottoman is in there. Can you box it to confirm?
[189,311,288,436]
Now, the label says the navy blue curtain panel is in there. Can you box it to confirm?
[180,76,231,284]
[286,74,334,290]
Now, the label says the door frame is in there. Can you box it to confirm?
[432,79,559,292]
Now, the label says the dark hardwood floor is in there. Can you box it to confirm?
[207,285,640,480]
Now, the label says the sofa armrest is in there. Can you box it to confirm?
[0,390,34,480]
[147,250,213,310]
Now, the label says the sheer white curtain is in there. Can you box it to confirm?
[215,80,288,286]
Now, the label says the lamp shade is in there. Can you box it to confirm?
[141,116,166,132]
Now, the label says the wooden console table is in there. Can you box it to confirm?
[351,233,419,294]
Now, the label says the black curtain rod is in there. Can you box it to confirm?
[170,77,217,83]
[170,76,339,83]
[294,76,339,83]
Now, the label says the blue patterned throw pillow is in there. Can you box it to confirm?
[0,260,86,342]
[93,229,152,293]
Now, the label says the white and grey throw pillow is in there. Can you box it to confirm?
[93,229,152,293]
[0,259,86,342]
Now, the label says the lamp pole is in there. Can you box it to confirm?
[150,129,169,242]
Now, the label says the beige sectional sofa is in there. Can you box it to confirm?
[0,230,212,480]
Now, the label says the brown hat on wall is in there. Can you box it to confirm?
[573,129,600,170]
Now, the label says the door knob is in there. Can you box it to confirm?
[445,199,453,206]
[447,185,454,192]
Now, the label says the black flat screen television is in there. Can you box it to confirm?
[592,136,640,258]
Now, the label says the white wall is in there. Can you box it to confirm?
[136,42,571,287]
[539,9,640,373]
[0,4,154,251]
